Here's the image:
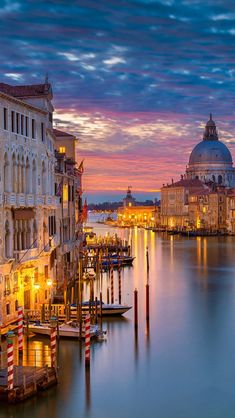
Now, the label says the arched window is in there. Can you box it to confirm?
[33,220,37,247]
[12,153,17,193]
[218,175,222,185]
[42,161,46,194]
[212,175,215,182]
[21,220,26,250]
[5,220,10,258]
[4,153,10,192]
[26,220,31,248]
[17,155,21,193]
[25,157,31,193]
[32,159,37,193]
[21,156,25,193]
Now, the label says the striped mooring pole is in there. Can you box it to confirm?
[18,306,23,352]
[7,331,14,390]
[50,325,57,368]
[110,263,114,304]
[85,314,91,367]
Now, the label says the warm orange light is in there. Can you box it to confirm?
[47,279,53,286]
[34,282,40,290]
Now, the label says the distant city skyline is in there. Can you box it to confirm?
[2,0,235,198]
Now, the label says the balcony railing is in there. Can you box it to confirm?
[14,248,38,263]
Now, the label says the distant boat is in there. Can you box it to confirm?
[71,300,132,316]
[25,322,105,339]
[74,301,132,316]
[100,255,135,269]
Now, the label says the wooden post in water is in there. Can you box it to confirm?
[134,289,138,330]
[146,284,150,322]
[107,286,110,304]
[100,291,103,329]
[110,263,114,304]
[50,327,57,368]
[85,314,90,368]
[7,331,14,390]
[118,259,121,305]
[146,246,149,274]
[18,306,23,353]
[95,297,98,324]
[26,312,29,340]
[41,303,45,322]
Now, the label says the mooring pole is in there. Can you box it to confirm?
[134,288,138,330]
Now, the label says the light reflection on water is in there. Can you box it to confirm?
[2,222,235,417]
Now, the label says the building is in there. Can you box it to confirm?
[226,189,235,234]
[118,188,156,227]
[0,81,58,327]
[161,178,207,229]
[188,187,227,232]
[186,115,235,186]
[123,186,136,207]
[161,115,235,232]
[53,129,83,304]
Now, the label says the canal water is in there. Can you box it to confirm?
[2,222,235,418]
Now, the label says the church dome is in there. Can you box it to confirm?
[189,115,233,166]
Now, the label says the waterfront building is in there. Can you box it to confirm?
[53,129,83,304]
[161,115,235,232]
[0,81,58,327]
[188,188,227,232]
[118,205,156,227]
[226,189,235,234]
[186,115,235,186]
[123,186,136,207]
[161,178,206,229]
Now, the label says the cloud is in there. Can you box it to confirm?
[2,0,235,195]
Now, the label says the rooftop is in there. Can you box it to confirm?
[0,82,52,99]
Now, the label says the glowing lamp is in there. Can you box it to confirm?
[47,279,53,286]
[34,282,40,290]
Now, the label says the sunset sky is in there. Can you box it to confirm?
[2,0,235,202]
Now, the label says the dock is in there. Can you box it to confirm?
[0,365,57,403]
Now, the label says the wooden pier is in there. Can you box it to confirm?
[0,364,57,404]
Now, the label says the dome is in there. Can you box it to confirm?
[189,140,233,165]
[189,115,233,166]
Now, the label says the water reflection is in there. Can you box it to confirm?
[3,223,235,418]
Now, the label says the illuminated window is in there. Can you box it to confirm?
[59,146,66,153]
[202,207,206,213]
[63,183,68,202]
[128,202,132,207]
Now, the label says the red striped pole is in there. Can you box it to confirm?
[18,306,23,352]
[85,314,90,367]
[110,263,114,304]
[50,327,57,368]
[7,332,14,390]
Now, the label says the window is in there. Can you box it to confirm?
[48,215,56,236]
[6,303,10,315]
[41,122,44,142]
[16,113,19,133]
[49,112,53,123]
[25,116,28,136]
[21,114,24,135]
[11,110,15,132]
[15,300,18,311]
[3,107,8,130]
[32,118,35,139]
[59,146,66,153]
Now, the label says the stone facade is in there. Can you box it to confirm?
[0,82,58,327]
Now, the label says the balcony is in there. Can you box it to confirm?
[14,247,38,263]
[17,194,26,207]
[26,194,35,206]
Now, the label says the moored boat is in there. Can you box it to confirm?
[78,301,132,316]
[25,322,105,339]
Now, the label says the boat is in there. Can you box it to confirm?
[100,255,135,269]
[75,301,132,316]
[25,321,105,339]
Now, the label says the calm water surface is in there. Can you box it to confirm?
[2,222,235,418]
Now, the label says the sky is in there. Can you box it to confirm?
[2,0,235,202]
